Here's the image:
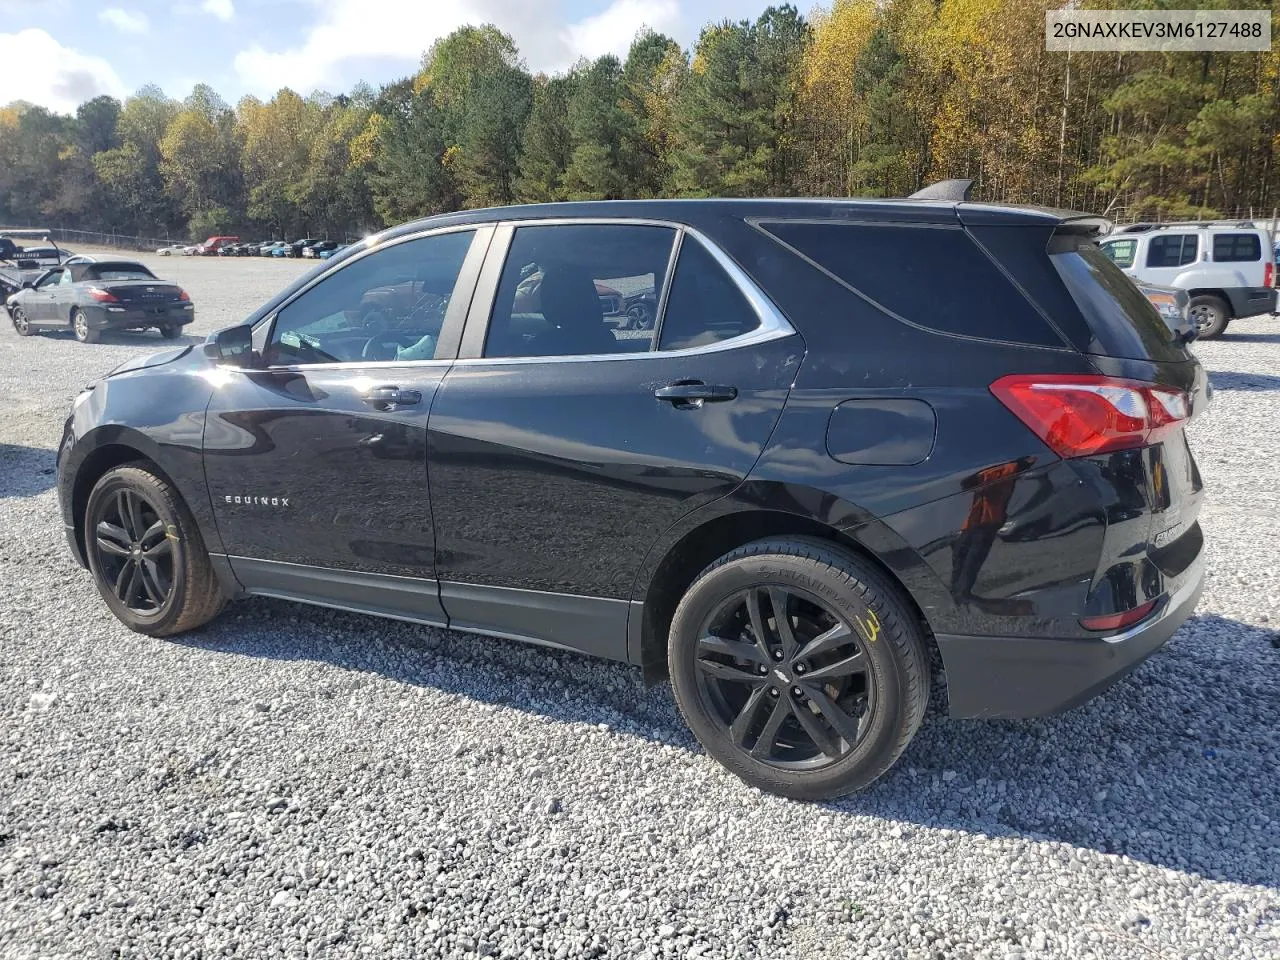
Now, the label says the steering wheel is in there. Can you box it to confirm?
[361,335,404,362]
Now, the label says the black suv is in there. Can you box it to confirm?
[57,192,1207,799]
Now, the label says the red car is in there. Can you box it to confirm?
[195,236,239,256]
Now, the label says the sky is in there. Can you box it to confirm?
[0,0,775,115]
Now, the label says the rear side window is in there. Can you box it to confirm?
[657,239,759,350]
[1146,234,1197,268]
[1212,233,1261,262]
[758,221,1064,347]
[1100,239,1136,268]
[1050,238,1187,362]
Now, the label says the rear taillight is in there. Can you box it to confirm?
[990,374,1190,458]
[178,289,190,301]
[87,287,118,303]
[1081,598,1157,632]
[1266,261,1274,288]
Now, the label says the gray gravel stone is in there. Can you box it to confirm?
[0,250,1277,958]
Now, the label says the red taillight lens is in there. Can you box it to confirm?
[1265,261,1274,288]
[1081,598,1157,632]
[178,289,190,301]
[87,287,118,303]
[991,374,1190,458]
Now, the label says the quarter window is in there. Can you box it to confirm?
[265,230,475,366]
[484,224,675,359]
[1146,234,1198,268]
[657,238,760,350]
[1100,239,1136,268]
[1212,233,1261,262]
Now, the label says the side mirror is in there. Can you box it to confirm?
[20,280,34,290]
[203,324,256,366]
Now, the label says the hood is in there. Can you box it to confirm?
[103,345,195,378]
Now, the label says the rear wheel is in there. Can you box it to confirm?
[158,324,181,339]
[71,308,98,343]
[84,464,227,636]
[10,305,31,336]
[1189,295,1230,339]
[668,538,930,800]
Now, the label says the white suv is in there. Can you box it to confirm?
[1099,223,1277,338]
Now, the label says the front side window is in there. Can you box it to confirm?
[657,239,760,350]
[264,230,475,366]
[484,224,675,359]
[35,270,62,288]
[1212,233,1261,262]
[1100,239,1136,268]
[1146,234,1198,268]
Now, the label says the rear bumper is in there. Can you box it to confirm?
[90,305,194,329]
[936,557,1204,719]
[1226,286,1277,319]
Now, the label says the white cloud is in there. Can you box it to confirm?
[0,29,127,114]
[99,7,150,34]
[565,0,679,62]
[232,0,682,97]
[202,0,235,21]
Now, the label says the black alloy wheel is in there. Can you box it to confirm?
[84,464,227,636]
[92,487,175,616]
[694,586,874,768]
[669,538,930,800]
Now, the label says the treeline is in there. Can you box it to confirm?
[2,0,1278,242]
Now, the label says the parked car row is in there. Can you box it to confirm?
[156,236,360,259]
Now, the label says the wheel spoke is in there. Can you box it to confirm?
[698,634,768,665]
[768,588,798,658]
[801,622,853,660]
[697,657,765,685]
[790,699,844,758]
[142,538,172,559]
[139,519,166,549]
[744,588,773,662]
[126,493,148,544]
[801,651,866,682]
[138,560,166,606]
[95,521,131,554]
[802,684,863,747]
[749,696,792,760]
[114,560,139,604]
[727,684,769,747]
[114,491,133,538]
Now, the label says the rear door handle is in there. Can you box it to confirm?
[362,385,422,408]
[654,380,738,408]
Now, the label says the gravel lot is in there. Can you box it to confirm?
[1,250,1277,959]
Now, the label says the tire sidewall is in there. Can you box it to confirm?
[669,551,917,799]
[1190,297,1229,339]
[84,469,190,633]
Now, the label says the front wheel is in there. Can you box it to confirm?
[668,538,930,800]
[84,464,228,636]
[71,308,99,343]
[10,305,31,336]
[1188,295,1230,339]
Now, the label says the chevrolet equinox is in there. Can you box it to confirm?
[58,186,1207,799]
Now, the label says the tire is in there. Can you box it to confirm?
[627,301,654,331]
[668,538,929,800]
[84,463,228,637]
[1188,295,1230,339]
[158,324,181,339]
[71,308,98,343]
[10,305,31,336]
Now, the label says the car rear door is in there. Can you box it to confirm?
[1142,232,1199,285]
[202,226,491,620]
[425,220,803,658]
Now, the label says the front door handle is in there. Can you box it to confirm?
[654,380,738,409]
[362,385,422,409]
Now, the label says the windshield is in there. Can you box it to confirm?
[1050,238,1188,362]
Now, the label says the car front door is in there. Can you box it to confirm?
[426,221,803,657]
[203,226,492,621]
[25,268,63,323]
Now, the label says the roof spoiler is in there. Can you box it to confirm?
[907,179,973,202]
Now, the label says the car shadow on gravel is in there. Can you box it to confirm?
[180,602,1279,891]
[0,443,57,497]
[1208,370,1280,392]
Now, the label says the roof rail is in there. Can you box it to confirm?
[907,179,973,202]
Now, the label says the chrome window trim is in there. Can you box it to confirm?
[460,217,796,366]
[250,223,491,373]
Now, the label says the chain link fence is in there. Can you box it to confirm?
[0,226,184,253]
